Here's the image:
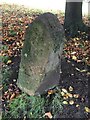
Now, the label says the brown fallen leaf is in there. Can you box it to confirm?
[48,90,55,95]
[10,93,16,100]
[77,60,82,63]
[67,93,73,98]
[63,95,69,100]
[44,112,53,119]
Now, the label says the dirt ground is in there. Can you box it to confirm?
[58,58,89,118]
[5,55,89,119]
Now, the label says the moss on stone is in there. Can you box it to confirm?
[18,13,65,95]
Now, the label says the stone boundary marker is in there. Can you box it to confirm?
[17,12,65,95]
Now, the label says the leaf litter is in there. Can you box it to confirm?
[1,3,90,118]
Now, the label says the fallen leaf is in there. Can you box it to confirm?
[71,51,76,55]
[0,87,3,91]
[13,79,16,82]
[67,93,73,98]
[4,91,8,96]
[48,90,54,95]
[10,93,15,100]
[62,88,68,93]
[75,67,81,71]
[72,55,77,60]
[80,69,87,72]
[85,107,90,113]
[73,94,79,98]
[87,72,90,75]
[77,60,82,62]
[63,95,69,100]
[61,91,65,96]
[68,86,73,92]
[76,104,79,107]
[75,68,87,72]
[63,101,68,105]
[69,100,74,105]
[7,60,12,64]
[44,112,53,119]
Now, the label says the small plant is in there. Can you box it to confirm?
[51,92,63,118]
[0,45,9,64]
[48,88,63,118]
[1,45,12,91]
[2,66,12,92]
[3,88,63,119]
[8,30,17,37]
[4,93,45,119]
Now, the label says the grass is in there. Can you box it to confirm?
[3,94,45,119]
[2,90,63,119]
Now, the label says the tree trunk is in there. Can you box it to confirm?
[64,1,87,36]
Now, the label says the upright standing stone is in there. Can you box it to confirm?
[17,12,65,95]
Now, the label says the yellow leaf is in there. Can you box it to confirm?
[69,86,73,92]
[48,90,54,95]
[69,100,74,105]
[87,72,90,75]
[7,60,12,64]
[16,42,19,46]
[76,37,79,40]
[13,79,16,82]
[44,112,53,119]
[62,88,68,93]
[63,101,68,105]
[85,107,90,113]
[75,68,87,73]
[73,94,79,98]
[61,91,65,96]
[80,69,87,72]
[67,93,73,98]
[76,104,79,107]
[72,55,77,60]
[0,87,3,91]
[63,95,69,100]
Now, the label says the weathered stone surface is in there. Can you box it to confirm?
[17,12,65,95]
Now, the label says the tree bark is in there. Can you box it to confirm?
[64,1,87,36]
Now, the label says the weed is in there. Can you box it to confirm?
[3,88,63,119]
[51,92,63,118]
[4,93,45,119]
